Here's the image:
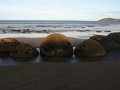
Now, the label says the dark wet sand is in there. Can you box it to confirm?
[0,61,120,90]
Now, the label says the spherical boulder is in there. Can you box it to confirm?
[10,43,39,58]
[40,33,73,57]
[99,32,120,51]
[74,39,106,57]
[107,32,120,42]
[0,38,21,56]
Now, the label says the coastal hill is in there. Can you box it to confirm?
[99,18,120,21]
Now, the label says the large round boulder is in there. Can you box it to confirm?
[74,39,106,57]
[10,43,39,58]
[107,32,120,43]
[0,38,21,56]
[99,32,120,51]
[40,34,73,57]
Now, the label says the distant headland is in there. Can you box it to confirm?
[98,18,120,21]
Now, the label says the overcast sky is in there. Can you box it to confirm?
[0,0,120,20]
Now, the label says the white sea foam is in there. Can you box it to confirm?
[0,31,113,39]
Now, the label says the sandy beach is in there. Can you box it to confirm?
[0,32,119,90]
[0,36,120,90]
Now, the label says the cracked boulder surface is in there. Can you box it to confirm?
[10,43,39,59]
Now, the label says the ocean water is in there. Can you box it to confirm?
[0,20,120,39]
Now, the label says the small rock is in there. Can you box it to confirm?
[96,30,102,33]
[104,30,111,32]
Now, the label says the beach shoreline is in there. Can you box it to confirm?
[0,31,119,90]
[0,34,120,66]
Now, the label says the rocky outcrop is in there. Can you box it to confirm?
[10,44,39,58]
[40,34,73,57]
[74,39,106,57]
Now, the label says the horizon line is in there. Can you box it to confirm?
[0,20,97,21]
